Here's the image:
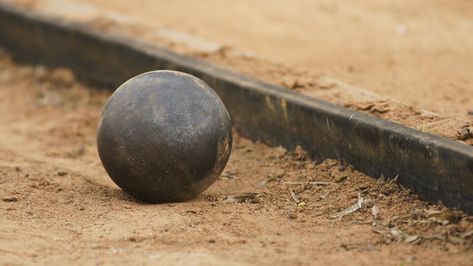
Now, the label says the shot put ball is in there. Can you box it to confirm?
[96,70,232,203]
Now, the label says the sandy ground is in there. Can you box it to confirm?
[9,0,473,116]
[1,49,473,265]
[3,0,473,146]
[1,1,473,265]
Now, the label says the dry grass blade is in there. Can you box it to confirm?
[330,193,364,219]
[283,181,332,186]
[404,235,421,243]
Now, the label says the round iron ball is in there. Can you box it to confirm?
[96,70,232,203]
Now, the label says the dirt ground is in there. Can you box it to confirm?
[1,1,473,265]
[1,50,473,265]
[15,0,473,116]
[4,0,473,145]
[80,0,473,116]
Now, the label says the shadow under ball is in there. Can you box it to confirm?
[96,70,232,203]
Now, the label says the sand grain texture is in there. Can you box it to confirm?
[0,50,473,265]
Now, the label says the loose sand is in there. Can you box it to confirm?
[1,1,473,265]
[4,0,473,145]
[0,49,473,265]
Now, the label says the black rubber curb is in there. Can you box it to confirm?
[1,3,472,212]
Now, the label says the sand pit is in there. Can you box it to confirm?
[0,50,473,265]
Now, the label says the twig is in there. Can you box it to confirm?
[283,181,332,186]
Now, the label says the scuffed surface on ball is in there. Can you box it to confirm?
[97,70,232,203]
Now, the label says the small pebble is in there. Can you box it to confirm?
[2,196,18,202]
[57,171,68,176]
[335,175,348,183]
[458,127,471,140]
